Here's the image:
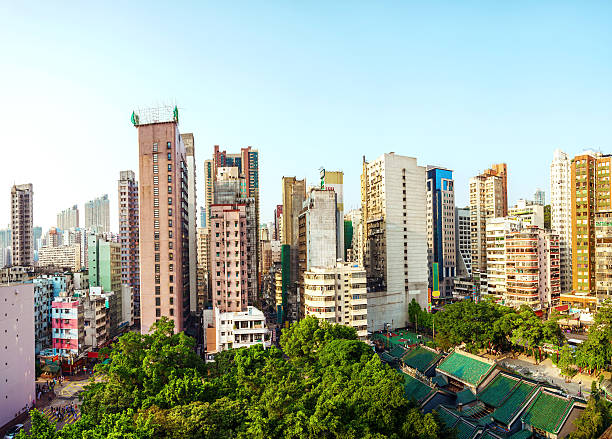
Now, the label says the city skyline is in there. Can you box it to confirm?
[1,2,610,232]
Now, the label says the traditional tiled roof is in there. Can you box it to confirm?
[389,345,408,359]
[436,351,495,386]
[455,420,477,439]
[435,406,460,429]
[492,381,538,425]
[401,346,443,373]
[521,389,574,434]
[456,388,476,405]
[478,373,521,407]
[507,430,532,439]
[431,374,448,387]
[402,372,435,403]
[479,431,502,439]
[378,352,396,363]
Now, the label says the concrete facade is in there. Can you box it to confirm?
[184,133,198,313]
[57,205,79,230]
[0,283,35,429]
[38,244,81,271]
[304,262,368,339]
[118,170,140,320]
[32,277,54,353]
[84,195,110,234]
[212,306,269,352]
[485,217,522,300]
[135,114,190,334]
[361,153,428,331]
[550,149,573,296]
[11,183,34,267]
[51,295,84,357]
[455,207,472,277]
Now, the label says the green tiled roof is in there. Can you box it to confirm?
[479,431,501,439]
[389,345,407,359]
[401,346,443,373]
[478,374,520,407]
[431,374,448,387]
[492,381,538,425]
[437,351,495,386]
[521,390,574,434]
[402,373,435,403]
[507,430,532,439]
[435,406,460,429]
[456,389,476,405]
[379,352,396,363]
[456,420,477,439]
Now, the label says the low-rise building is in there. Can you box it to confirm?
[304,262,368,339]
[0,284,35,429]
[211,306,269,352]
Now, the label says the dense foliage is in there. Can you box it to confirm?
[20,317,450,439]
[568,382,612,439]
[409,299,564,354]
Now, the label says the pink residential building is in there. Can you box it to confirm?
[209,204,248,313]
[0,284,35,430]
[52,295,84,357]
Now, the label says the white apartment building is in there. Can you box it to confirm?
[304,262,368,339]
[361,153,428,331]
[184,133,198,313]
[0,284,35,428]
[38,244,81,271]
[509,199,544,228]
[470,172,505,295]
[486,217,522,299]
[212,306,269,352]
[550,149,573,294]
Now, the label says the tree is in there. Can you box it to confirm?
[558,344,577,378]
[568,383,612,439]
[16,409,56,439]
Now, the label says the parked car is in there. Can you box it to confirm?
[4,424,23,439]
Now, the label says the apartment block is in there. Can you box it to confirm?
[51,295,84,357]
[485,217,522,299]
[455,207,472,277]
[32,277,53,353]
[361,153,428,330]
[11,183,33,266]
[0,228,11,268]
[57,205,79,230]
[197,226,210,309]
[38,244,81,271]
[134,107,190,334]
[304,262,368,339]
[321,169,344,260]
[184,133,198,312]
[469,165,507,295]
[85,195,110,234]
[505,227,561,310]
[563,151,612,311]
[550,149,573,295]
[595,211,612,301]
[534,189,545,206]
[0,283,35,429]
[118,170,140,320]
[426,166,456,300]
[508,199,544,228]
[77,287,108,350]
[209,204,249,313]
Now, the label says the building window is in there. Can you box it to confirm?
[169,264,173,272]
[154,220,159,229]
[155,286,160,295]
[169,297,173,305]
[168,197,172,205]
[153,165,158,174]
[167,142,171,149]
[155,264,160,273]
[155,253,160,262]
[153,176,159,185]
[169,308,174,316]
[154,209,159,218]
[154,242,160,251]
[169,275,174,283]
[169,286,174,294]
[153,143,158,152]
[169,253,173,260]
[154,232,160,240]
[155,298,160,306]
[153,154,158,163]
[168,164,172,172]
[153,187,159,196]
[167,152,171,160]
[168,175,172,183]
[154,198,159,207]
[168,219,173,227]
[169,230,173,238]
[168,208,173,216]
[156,308,161,317]
[168,186,172,194]
[169,241,173,249]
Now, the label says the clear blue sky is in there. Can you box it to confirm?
[1,1,610,231]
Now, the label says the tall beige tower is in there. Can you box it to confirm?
[469,164,507,296]
[133,106,190,334]
[11,183,33,266]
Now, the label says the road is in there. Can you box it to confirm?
[22,376,95,432]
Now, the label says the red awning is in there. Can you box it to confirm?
[535,310,543,317]
[555,304,569,312]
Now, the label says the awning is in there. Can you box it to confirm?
[555,304,569,312]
